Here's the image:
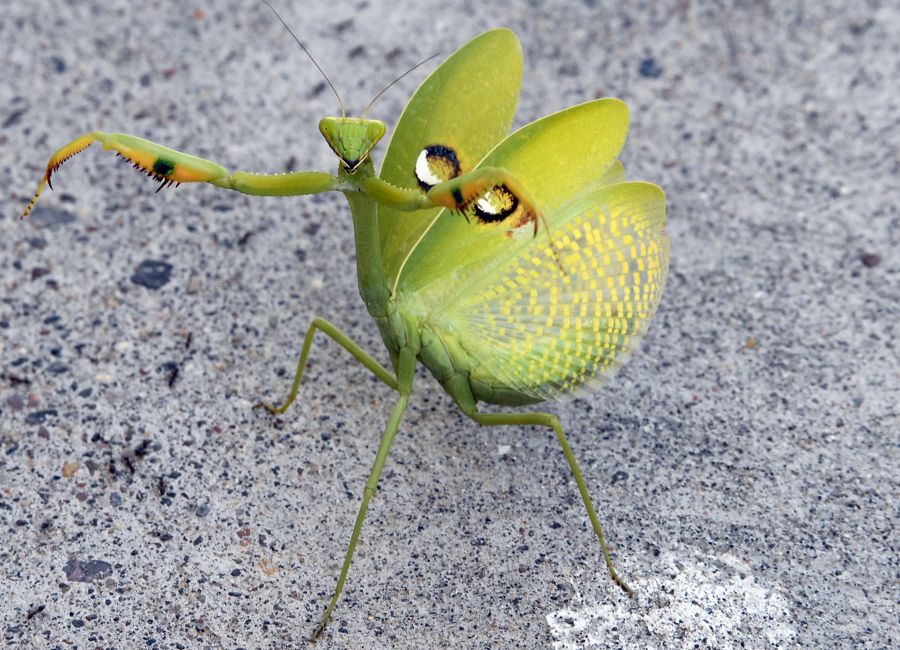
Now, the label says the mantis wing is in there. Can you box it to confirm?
[397,100,669,401]
[378,28,523,287]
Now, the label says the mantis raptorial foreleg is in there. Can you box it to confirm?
[22,132,541,229]
[363,166,541,226]
[21,131,343,218]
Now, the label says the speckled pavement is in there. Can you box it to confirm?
[1,1,897,648]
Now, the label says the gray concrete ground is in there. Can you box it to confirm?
[1,1,897,648]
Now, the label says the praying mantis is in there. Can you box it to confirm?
[22,13,669,641]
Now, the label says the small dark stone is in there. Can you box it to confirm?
[6,395,25,411]
[78,387,93,398]
[133,439,152,457]
[849,19,874,36]
[309,81,329,100]
[860,252,881,268]
[231,568,241,576]
[64,558,113,583]
[611,470,629,485]
[71,619,85,628]
[47,362,70,375]
[639,57,663,79]
[28,206,77,228]
[109,492,123,507]
[131,260,173,290]
[2,109,27,129]
[158,361,179,386]
[26,409,58,425]
[195,504,210,517]
[237,230,254,247]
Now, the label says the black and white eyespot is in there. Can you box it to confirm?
[473,185,519,223]
[415,144,461,191]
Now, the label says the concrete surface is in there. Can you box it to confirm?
[1,1,897,648]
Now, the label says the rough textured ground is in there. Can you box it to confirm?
[1,1,897,648]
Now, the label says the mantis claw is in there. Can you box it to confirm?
[21,131,230,219]
[21,133,96,219]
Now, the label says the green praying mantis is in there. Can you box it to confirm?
[22,12,669,641]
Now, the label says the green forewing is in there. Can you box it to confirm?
[396,100,669,401]
[378,29,523,286]
[396,98,630,293]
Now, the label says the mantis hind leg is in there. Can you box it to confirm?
[255,317,398,415]
[462,407,633,595]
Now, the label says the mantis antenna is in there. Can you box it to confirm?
[362,53,442,117]
[262,0,347,118]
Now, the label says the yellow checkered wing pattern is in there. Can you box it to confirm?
[397,99,669,401]
[448,182,667,400]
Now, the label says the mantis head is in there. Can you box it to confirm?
[319,117,387,173]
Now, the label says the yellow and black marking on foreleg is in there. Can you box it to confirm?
[21,131,229,219]
[421,165,564,270]
[115,151,181,192]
